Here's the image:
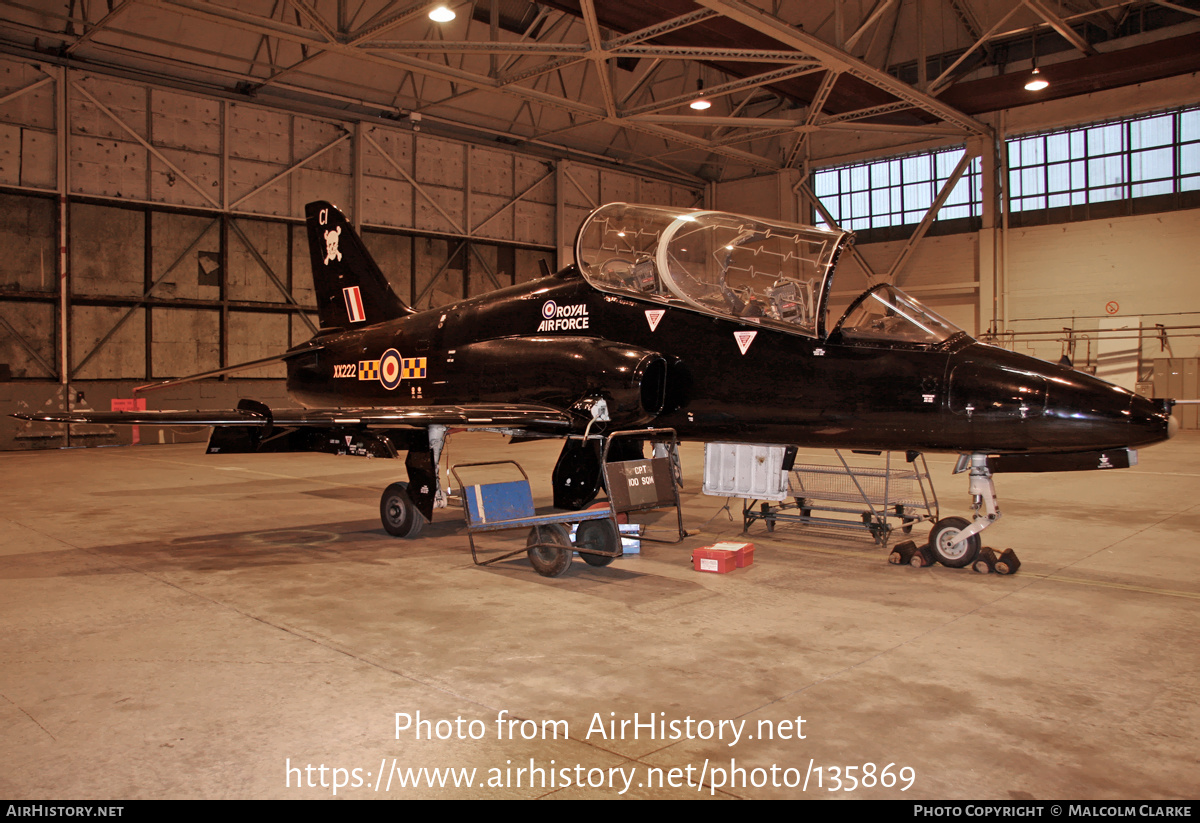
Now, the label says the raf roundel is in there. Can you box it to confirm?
[379,348,403,390]
[542,300,557,319]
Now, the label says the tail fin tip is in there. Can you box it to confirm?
[304,200,412,329]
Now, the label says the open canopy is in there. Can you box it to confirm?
[576,203,850,338]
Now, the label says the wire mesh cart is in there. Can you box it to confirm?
[736,448,939,546]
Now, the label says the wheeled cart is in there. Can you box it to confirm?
[452,460,621,577]
[452,428,685,577]
[741,449,939,546]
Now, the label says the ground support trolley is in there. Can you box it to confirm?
[743,449,939,547]
[600,428,687,546]
[452,460,622,577]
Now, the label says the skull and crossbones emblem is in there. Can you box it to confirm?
[323,225,342,265]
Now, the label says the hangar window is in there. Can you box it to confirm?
[1007,106,1200,224]
[811,147,983,237]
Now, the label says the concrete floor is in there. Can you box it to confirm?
[1,431,1198,800]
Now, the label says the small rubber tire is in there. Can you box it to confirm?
[576,519,621,567]
[929,516,981,568]
[380,482,426,539]
[527,524,572,577]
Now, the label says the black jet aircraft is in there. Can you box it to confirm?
[16,201,1177,570]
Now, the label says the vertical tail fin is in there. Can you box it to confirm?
[305,201,413,329]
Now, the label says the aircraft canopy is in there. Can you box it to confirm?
[576,203,850,338]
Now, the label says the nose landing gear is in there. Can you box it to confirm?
[928,453,1000,568]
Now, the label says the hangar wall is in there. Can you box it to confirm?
[0,55,702,450]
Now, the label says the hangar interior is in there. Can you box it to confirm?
[1,0,1198,800]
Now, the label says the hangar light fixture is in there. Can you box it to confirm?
[689,98,712,110]
[429,5,455,23]
[1024,67,1049,91]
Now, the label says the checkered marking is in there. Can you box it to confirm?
[358,350,426,390]
[402,358,427,379]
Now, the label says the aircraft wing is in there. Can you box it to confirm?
[13,404,576,432]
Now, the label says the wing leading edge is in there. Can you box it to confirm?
[13,403,575,432]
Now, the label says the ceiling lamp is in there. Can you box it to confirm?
[429,5,455,22]
[689,98,712,111]
[1024,67,1048,91]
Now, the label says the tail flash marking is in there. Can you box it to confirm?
[343,286,366,323]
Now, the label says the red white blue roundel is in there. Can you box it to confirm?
[379,348,403,390]
[542,300,557,319]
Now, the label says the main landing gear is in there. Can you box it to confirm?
[381,482,426,538]
[379,424,446,539]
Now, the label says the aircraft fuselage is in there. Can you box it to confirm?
[286,268,1172,457]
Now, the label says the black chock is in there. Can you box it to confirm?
[910,542,937,568]
[973,547,997,574]
[888,539,918,565]
[995,548,1021,575]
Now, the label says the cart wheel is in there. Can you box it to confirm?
[527,524,572,577]
[897,504,915,534]
[576,519,621,567]
[928,516,981,568]
[380,482,426,538]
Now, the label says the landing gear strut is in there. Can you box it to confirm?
[929,452,999,566]
[380,424,447,538]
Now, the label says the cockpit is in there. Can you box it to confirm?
[575,203,965,348]
[833,283,966,348]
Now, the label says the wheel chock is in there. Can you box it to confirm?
[994,548,1021,575]
[888,539,918,565]
[973,547,997,574]
[909,542,937,567]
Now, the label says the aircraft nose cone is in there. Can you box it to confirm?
[1126,393,1175,448]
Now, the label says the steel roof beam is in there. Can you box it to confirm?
[603,8,721,48]
[1025,0,1097,57]
[579,0,617,119]
[624,64,823,117]
[693,0,989,137]
[65,0,135,55]
[845,0,897,51]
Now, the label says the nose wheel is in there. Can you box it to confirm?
[929,453,1001,567]
[928,516,981,567]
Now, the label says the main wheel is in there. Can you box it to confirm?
[576,519,621,567]
[527,525,573,577]
[928,516,981,568]
[380,482,426,538]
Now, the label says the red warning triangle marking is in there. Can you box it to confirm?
[734,330,757,355]
[645,309,665,332]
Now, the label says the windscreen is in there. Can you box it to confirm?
[834,284,965,347]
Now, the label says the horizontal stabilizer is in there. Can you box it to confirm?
[131,349,316,394]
